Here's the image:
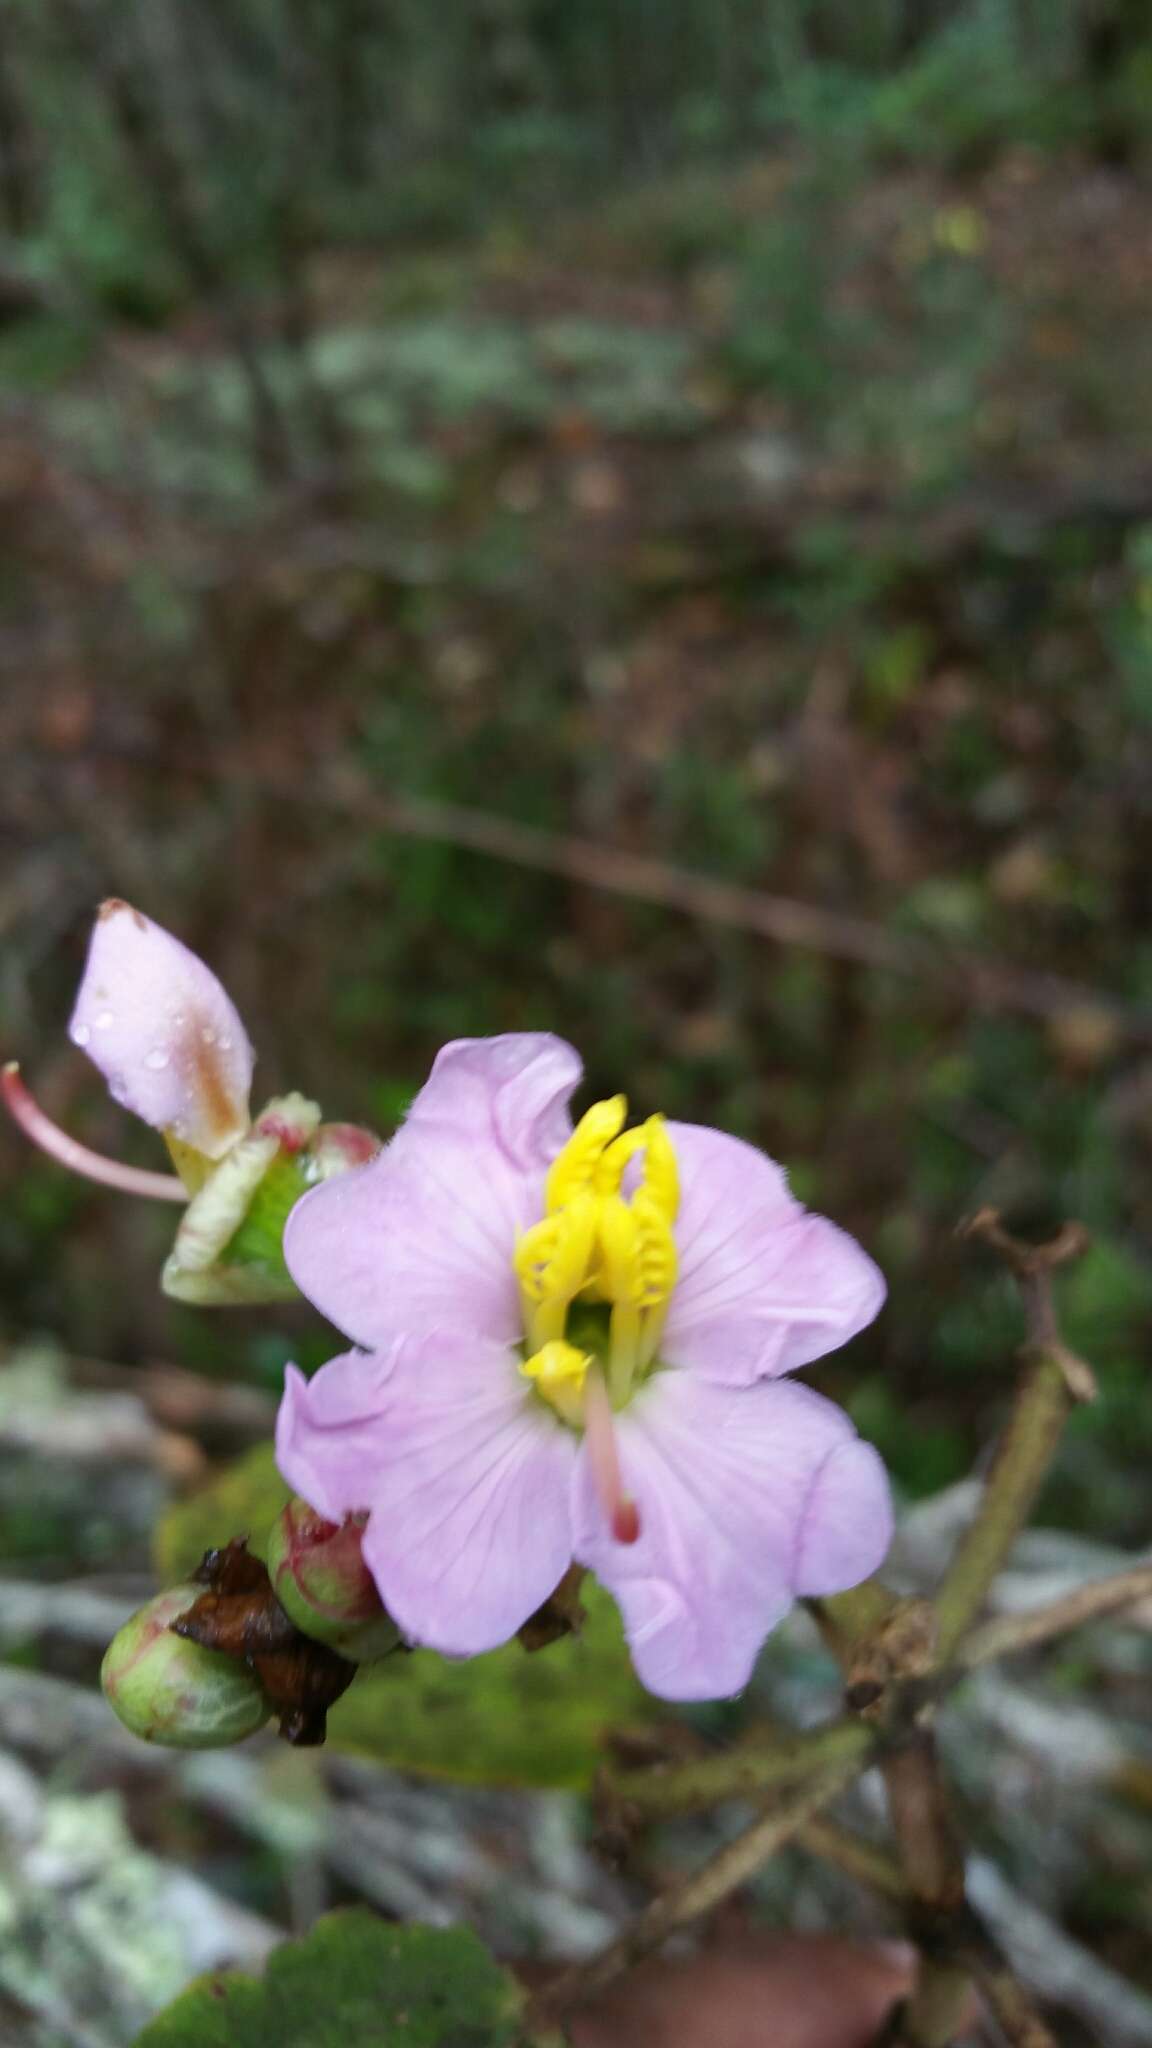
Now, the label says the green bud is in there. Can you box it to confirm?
[266,1499,399,1662]
[101,1585,270,1748]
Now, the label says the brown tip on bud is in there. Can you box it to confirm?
[613,1500,641,1545]
[97,897,148,929]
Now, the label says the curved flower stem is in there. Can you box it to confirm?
[933,1213,1095,1662]
[536,1758,862,2024]
[1,1063,187,1201]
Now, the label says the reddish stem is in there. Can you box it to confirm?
[2,1062,187,1201]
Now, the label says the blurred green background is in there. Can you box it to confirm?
[2,0,1152,1547]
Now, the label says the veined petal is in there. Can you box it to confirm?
[282,1331,577,1655]
[284,1034,582,1351]
[397,1033,581,1173]
[276,1347,401,1522]
[661,1123,885,1385]
[573,1372,892,1700]
[69,901,253,1159]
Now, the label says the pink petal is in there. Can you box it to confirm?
[284,1033,581,1351]
[69,901,253,1159]
[276,1348,400,1521]
[280,1332,577,1655]
[793,1437,893,1596]
[573,1372,892,1700]
[397,1032,581,1173]
[662,1123,886,1385]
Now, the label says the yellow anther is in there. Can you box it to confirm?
[515,1193,598,1346]
[631,1185,678,1306]
[520,1339,593,1427]
[594,1123,648,1195]
[545,1095,627,1214]
[595,1187,677,1312]
[514,1215,562,1303]
[639,1114,680,1223]
[597,1193,643,1307]
[519,1192,597,1296]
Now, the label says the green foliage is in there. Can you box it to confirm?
[158,1447,647,1788]
[328,1581,643,1790]
[156,1445,292,1584]
[0,0,1140,357]
[132,1909,524,2048]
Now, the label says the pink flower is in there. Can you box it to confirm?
[277,1035,892,1701]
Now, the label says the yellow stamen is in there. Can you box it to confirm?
[514,1192,598,1346]
[640,1114,680,1222]
[515,1096,681,1412]
[520,1339,593,1427]
[631,1185,678,1305]
[593,1123,648,1194]
[545,1095,627,1214]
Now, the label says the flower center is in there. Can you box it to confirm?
[514,1096,679,1416]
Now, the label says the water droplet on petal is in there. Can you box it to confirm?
[95,1010,115,1031]
[73,1024,91,1046]
[144,1047,170,1072]
[218,1037,233,1052]
[171,1011,186,1027]
[201,1029,217,1047]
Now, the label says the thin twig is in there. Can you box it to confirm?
[291,769,1146,1035]
[797,1815,909,1902]
[881,1735,972,2048]
[962,1561,1152,1670]
[601,1553,1152,1828]
[600,1713,874,1822]
[536,1763,860,2021]
[933,1214,1094,1660]
[956,1914,1058,2048]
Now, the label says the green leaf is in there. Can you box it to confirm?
[157,1447,648,1789]
[328,1576,643,1789]
[133,1909,525,2048]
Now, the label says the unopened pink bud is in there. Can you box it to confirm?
[266,1498,399,1661]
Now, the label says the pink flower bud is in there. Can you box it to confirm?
[100,1585,270,1748]
[266,1498,399,1661]
[70,901,254,1160]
